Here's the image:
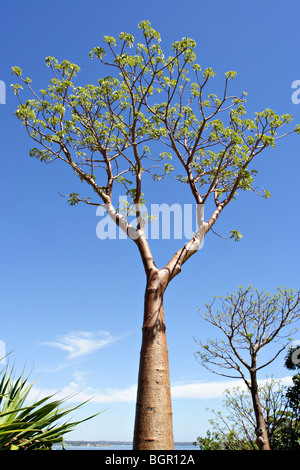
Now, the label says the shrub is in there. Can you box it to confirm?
[0,365,99,450]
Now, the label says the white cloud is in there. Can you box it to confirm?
[41,330,116,360]
[171,380,245,399]
[171,376,293,399]
[28,376,294,405]
[90,385,138,404]
[28,380,137,405]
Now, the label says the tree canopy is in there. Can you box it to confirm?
[12,20,300,254]
[196,286,300,385]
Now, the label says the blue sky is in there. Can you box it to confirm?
[0,0,300,442]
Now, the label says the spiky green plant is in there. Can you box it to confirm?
[0,366,99,450]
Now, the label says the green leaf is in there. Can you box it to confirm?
[119,32,134,48]
[203,67,216,79]
[230,230,243,242]
[263,189,272,199]
[89,46,106,60]
[67,193,80,206]
[225,71,237,80]
[11,83,23,95]
[103,36,117,47]
[11,66,22,76]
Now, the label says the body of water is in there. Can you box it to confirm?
[59,444,198,451]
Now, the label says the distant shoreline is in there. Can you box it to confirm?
[63,441,195,448]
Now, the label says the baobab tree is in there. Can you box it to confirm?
[12,21,299,449]
[195,286,300,450]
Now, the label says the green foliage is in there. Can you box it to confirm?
[195,379,300,450]
[269,372,300,449]
[193,430,226,450]
[271,420,300,450]
[286,375,300,420]
[230,230,243,242]
[193,430,254,450]
[0,365,99,450]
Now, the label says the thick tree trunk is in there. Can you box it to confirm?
[250,371,271,450]
[133,269,174,450]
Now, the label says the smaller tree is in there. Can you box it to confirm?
[195,286,300,450]
[194,379,289,450]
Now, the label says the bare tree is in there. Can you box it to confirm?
[196,286,300,450]
[12,21,299,449]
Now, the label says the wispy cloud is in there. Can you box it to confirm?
[41,330,116,360]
